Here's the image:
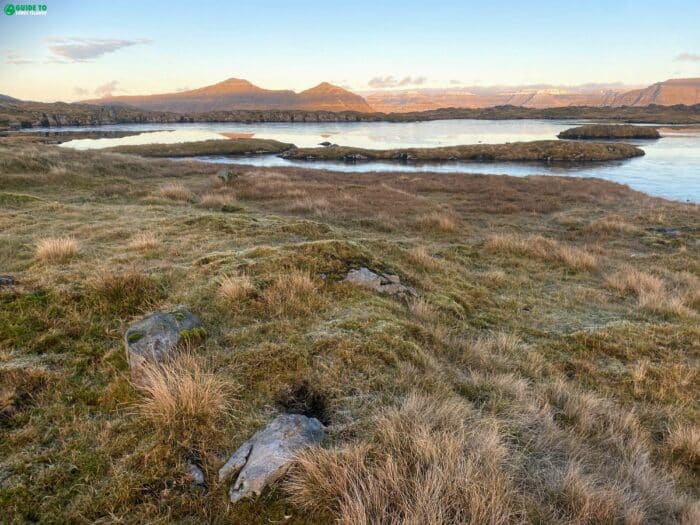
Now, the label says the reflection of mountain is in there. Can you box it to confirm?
[364,79,700,112]
[84,78,373,113]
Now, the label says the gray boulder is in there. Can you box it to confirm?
[219,414,325,503]
[345,267,416,297]
[216,168,238,183]
[124,308,203,384]
[0,275,16,287]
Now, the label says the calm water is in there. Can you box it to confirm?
[55,120,700,202]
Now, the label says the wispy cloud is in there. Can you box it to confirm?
[5,51,35,65]
[674,52,700,62]
[368,75,427,88]
[73,87,89,96]
[94,80,120,97]
[47,37,151,62]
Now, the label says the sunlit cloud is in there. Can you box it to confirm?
[47,37,151,62]
[674,52,700,62]
[368,75,427,88]
[5,51,35,65]
[94,80,120,97]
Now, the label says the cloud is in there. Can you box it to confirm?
[47,37,151,62]
[73,87,88,96]
[94,80,120,97]
[5,51,35,65]
[368,75,427,88]
[674,52,700,62]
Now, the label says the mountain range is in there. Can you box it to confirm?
[84,77,700,113]
[83,78,373,113]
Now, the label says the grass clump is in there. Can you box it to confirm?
[667,424,700,468]
[158,182,194,202]
[262,268,319,317]
[286,394,522,524]
[485,233,597,270]
[87,269,166,315]
[35,237,79,262]
[136,354,235,446]
[415,212,458,233]
[127,232,159,251]
[217,272,255,304]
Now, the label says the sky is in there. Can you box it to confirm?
[0,0,699,102]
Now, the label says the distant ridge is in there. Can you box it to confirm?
[364,78,700,112]
[83,77,374,113]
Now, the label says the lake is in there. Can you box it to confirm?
[54,120,700,202]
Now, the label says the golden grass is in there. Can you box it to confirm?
[127,232,159,251]
[406,246,441,269]
[135,354,235,445]
[667,424,700,468]
[485,234,597,270]
[199,192,233,209]
[287,197,330,215]
[286,394,522,524]
[607,267,692,317]
[262,268,318,316]
[158,182,194,202]
[584,217,640,235]
[35,236,79,262]
[217,273,255,303]
[415,212,457,232]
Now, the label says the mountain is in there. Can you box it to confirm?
[84,78,373,113]
[364,79,700,112]
[611,78,700,106]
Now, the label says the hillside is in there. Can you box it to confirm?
[84,78,374,113]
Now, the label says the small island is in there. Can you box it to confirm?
[557,124,660,140]
[280,140,645,163]
[106,138,295,157]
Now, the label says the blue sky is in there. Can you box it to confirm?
[1,0,699,101]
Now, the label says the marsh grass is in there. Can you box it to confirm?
[158,182,194,202]
[127,232,160,251]
[262,268,319,317]
[217,273,255,303]
[415,211,458,232]
[485,234,597,270]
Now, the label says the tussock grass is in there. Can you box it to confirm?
[287,197,330,215]
[88,269,165,315]
[485,233,597,270]
[584,216,640,235]
[199,192,234,209]
[127,232,159,251]
[607,267,692,317]
[262,268,319,316]
[158,182,194,202]
[415,212,457,232]
[35,236,79,262]
[406,246,442,269]
[286,394,522,525]
[136,354,235,445]
[667,424,700,468]
[217,273,255,303]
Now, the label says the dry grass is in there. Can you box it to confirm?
[407,246,442,269]
[136,354,235,445]
[287,197,330,215]
[286,394,522,525]
[262,268,319,316]
[667,424,700,467]
[584,217,640,235]
[35,237,79,262]
[158,182,194,202]
[217,273,255,303]
[415,212,457,233]
[485,234,597,270]
[127,232,159,251]
[199,192,233,209]
[607,267,692,317]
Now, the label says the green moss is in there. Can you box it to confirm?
[179,326,206,343]
[126,332,143,343]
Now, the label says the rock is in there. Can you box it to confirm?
[344,267,416,297]
[187,461,206,488]
[216,168,238,183]
[653,227,681,237]
[219,414,325,503]
[124,308,203,383]
[318,141,332,147]
[343,153,368,161]
[0,275,16,286]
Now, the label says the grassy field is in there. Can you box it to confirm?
[1,143,698,524]
[280,140,644,162]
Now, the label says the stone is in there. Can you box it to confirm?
[344,267,416,297]
[318,141,332,147]
[216,168,238,183]
[0,275,16,286]
[123,308,203,383]
[219,414,325,503]
[187,461,206,488]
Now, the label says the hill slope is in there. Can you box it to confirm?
[84,78,373,113]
